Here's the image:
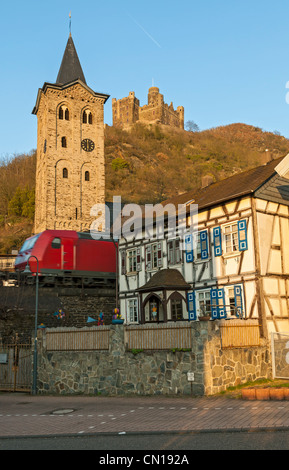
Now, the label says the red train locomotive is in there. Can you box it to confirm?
[14,230,117,287]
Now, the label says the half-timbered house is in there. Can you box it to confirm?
[118,154,289,337]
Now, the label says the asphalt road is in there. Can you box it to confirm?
[1,429,289,450]
[1,393,289,451]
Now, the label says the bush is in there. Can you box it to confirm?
[111,158,130,170]
[8,186,35,220]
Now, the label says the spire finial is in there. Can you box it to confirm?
[69,11,72,37]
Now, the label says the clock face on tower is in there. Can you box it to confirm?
[81,138,95,152]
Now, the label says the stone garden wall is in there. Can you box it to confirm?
[37,321,272,396]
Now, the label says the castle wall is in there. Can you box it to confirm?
[112,87,184,129]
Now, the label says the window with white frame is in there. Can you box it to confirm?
[185,230,209,263]
[151,243,159,269]
[145,242,163,271]
[127,249,137,273]
[171,298,183,320]
[188,284,245,320]
[195,232,203,260]
[167,238,181,265]
[127,298,138,323]
[224,222,239,254]
[197,290,211,317]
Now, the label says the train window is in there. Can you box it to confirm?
[51,237,61,249]
[19,234,41,252]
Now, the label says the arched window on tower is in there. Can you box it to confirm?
[85,171,90,181]
[63,168,68,179]
[65,108,69,121]
[59,106,64,120]
[61,137,67,148]
[82,110,93,125]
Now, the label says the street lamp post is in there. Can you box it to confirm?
[24,255,39,395]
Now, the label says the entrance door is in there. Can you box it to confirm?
[61,238,75,271]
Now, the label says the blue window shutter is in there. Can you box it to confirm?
[234,285,243,318]
[187,291,196,321]
[200,230,209,259]
[185,234,194,263]
[213,226,222,257]
[217,288,226,319]
[210,289,218,319]
[238,219,248,251]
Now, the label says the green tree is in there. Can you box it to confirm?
[8,186,35,220]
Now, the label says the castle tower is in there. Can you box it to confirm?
[112,91,140,128]
[32,34,109,233]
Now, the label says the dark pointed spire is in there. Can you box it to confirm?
[56,35,86,85]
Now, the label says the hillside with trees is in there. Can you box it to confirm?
[1,122,289,253]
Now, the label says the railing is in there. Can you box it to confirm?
[45,327,110,351]
[219,320,260,349]
[125,322,192,351]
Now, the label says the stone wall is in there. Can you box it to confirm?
[0,286,116,343]
[36,321,272,396]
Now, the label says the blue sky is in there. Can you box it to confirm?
[1,0,289,159]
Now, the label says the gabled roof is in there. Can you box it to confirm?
[56,34,86,85]
[161,156,285,211]
[32,80,110,115]
[136,269,191,292]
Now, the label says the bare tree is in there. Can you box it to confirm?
[185,120,199,132]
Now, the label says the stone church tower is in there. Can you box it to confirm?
[32,34,109,233]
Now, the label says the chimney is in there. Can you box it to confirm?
[263,149,273,164]
[202,175,214,188]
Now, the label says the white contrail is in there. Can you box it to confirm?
[128,15,162,48]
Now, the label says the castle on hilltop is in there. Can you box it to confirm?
[112,87,184,130]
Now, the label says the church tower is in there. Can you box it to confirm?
[32,34,109,233]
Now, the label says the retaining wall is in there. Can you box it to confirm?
[37,321,272,396]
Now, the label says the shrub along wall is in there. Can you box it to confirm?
[37,321,272,396]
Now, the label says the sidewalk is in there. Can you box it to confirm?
[1,393,289,438]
